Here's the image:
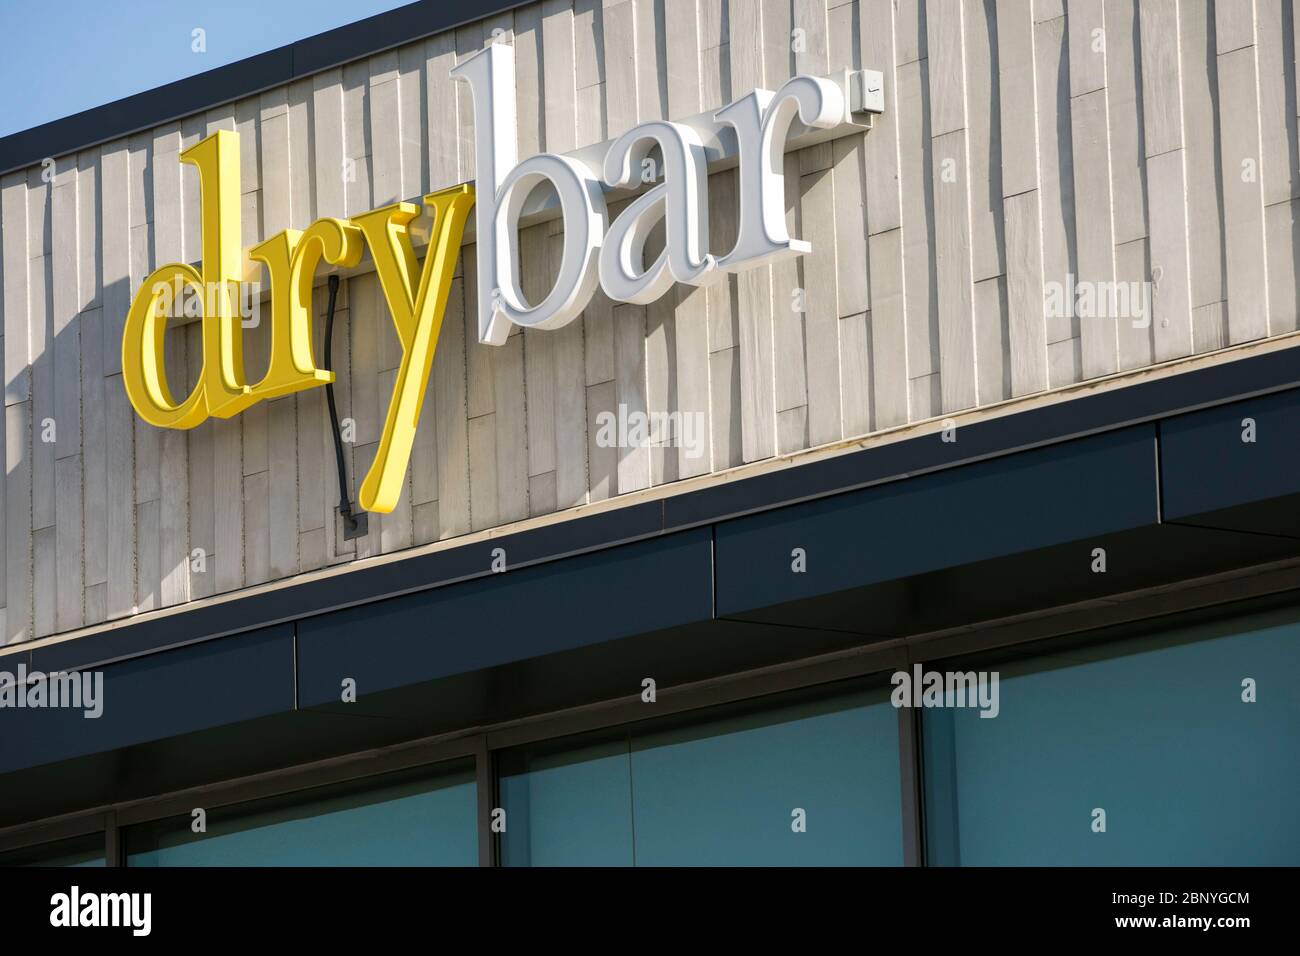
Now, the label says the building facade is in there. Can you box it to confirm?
[0,0,1298,865]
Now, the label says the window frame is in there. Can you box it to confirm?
[3,571,1298,868]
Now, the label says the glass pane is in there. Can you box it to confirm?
[630,690,902,865]
[127,761,476,866]
[500,686,903,866]
[923,608,1300,865]
[498,737,635,866]
[0,834,105,867]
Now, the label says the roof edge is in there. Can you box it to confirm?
[0,0,527,176]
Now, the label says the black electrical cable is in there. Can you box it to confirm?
[323,274,366,539]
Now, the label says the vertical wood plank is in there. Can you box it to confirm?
[645,290,677,486]
[1180,0,1228,352]
[427,32,461,189]
[1071,86,1119,378]
[859,0,911,426]
[1068,0,1108,96]
[1105,0,1149,246]
[763,0,795,87]
[76,144,106,626]
[27,191,54,633]
[79,306,106,623]
[1003,189,1048,395]
[896,54,938,419]
[369,52,404,207]
[1216,17,1271,343]
[1257,0,1299,334]
[1034,12,1080,386]
[964,0,1006,283]
[398,42,428,199]
[550,231,589,509]
[574,0,607,145]
[3,400,30,642]
[995,42,1043,411]
[267,395,298,578]
[342,61,373,219]
[211,411,244,592]
[523,227,557,515]
[1140,0,1195,361]
[583,379,614,504]
[50,160,83,631]
[33,525,54,638]
[583,274,618,500]
[433,272,471,538]
[661,0,715,476]
[2,172,31,409]
[603,0,639,139]
[1104,0,1155,369]
[514,3,544,159]
[729,0,778,458]
[800,163,845,439]
[493,330,529,523]
[614,302,650,493]
[636,0,668,121]
[152,126,191,610]
[94,139,135,619]
[928,2,979,412]
[29,172,55,545]
[706,167,741,472]
[467,412,498,531]
[76,149,101,313]
[974,274,1009,402]
[184,323,215,599]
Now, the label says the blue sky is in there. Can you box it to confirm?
[0,0,412,137]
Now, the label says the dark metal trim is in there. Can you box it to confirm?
[0,0,533,176]
[474,736,496,867]
[110,734,481,830]
[483,643,909,751]
[0,811,108,856]
[897,703,923,867]
[105,811,123,868]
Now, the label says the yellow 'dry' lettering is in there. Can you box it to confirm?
[120,129,474,515]
[351,185,474,513]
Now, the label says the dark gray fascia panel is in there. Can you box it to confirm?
[295,527,715,708]
[714,426,1160,616]
[1161,387,1300,536]
[0,624,294,775]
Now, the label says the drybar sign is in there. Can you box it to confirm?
[122,43,874,513]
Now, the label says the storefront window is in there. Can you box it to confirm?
[923,609,1300,865]
[499,687,903,865]
[0,834,105,867]
[126,761,476,866]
